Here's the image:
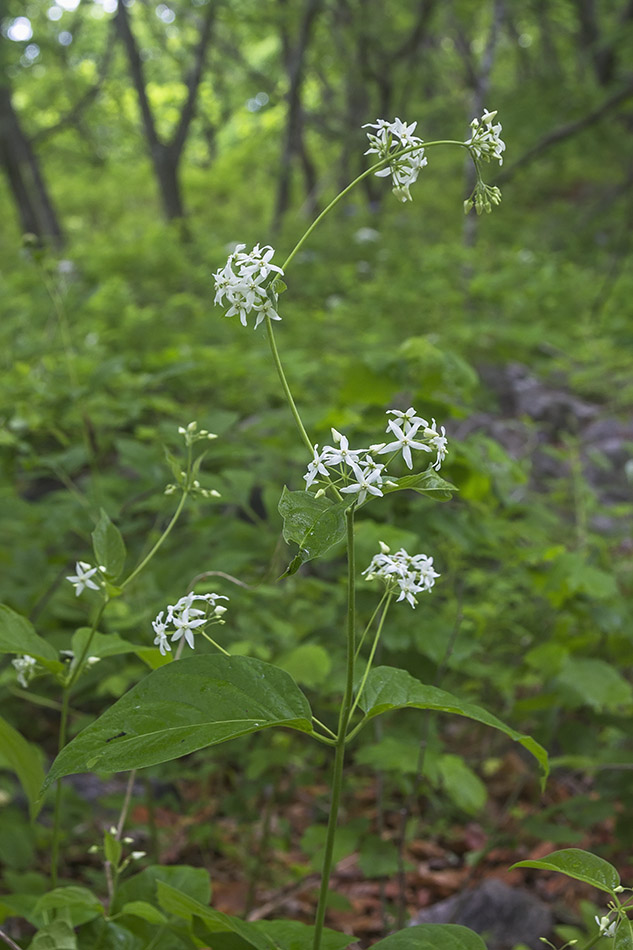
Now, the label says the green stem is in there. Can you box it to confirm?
[311,507,356,950]
[355,590,389,658]
[120,490,187,591]
[265,316,313,455]
[280,140,468,273]
[348,592,392,721]
[51,600,107,886]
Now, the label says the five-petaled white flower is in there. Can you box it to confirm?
[364,117,428,202]
[66,561,102,597]
[213,243,284,329]
[466,108,506,165]
[375,420,431,470]
[151,592,229,655]
[424,419,448,470]
[340,462,385,504]
[363,545,439,608]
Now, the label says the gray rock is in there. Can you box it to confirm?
[409,877,552,950]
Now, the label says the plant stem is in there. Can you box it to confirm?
[0,928,23,950]
[265,316,313,455]
[311,507,356,950]
[51,600,107,886]
[348,592,392,721]
[120,490,188,591]
[280,140,468,274]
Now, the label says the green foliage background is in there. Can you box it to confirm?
[1,0,633,923]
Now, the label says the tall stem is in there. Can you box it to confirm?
[311,507,356,950]
[120,490,187,591]
[265,317,313,455]
[51,600,107,886]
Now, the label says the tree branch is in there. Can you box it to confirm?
[170,1,216,160]
[499,78,633,183]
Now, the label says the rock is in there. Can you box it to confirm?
[409,877,553,950]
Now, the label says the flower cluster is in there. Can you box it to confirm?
[463,181,502,216]
[304,408,447,504]
[152,591,228,656]
[595,915,617,939]
[178,420,218,447]
[12,655,37,688]
[213,243,284,329]
[466,109,506,165]
[363,542,440,608]
[66,561,105,597]
[364,118,427,202]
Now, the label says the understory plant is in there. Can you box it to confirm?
[1,110,629,950]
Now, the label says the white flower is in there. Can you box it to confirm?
[12,655,37,688]
[386,407,429,429]
[595,916,617,938]
[363,117,427,202]
[66,561,101,597]
[363,546,439,608]
[321,434,366,470]
[340,462,385,504]
[152,611,171,656]
[213,243,284,329]
[466,108,506,165]
[151,592,229,654]
[374,420,430,470]
[424,419,448,470]
[170,607,207,650]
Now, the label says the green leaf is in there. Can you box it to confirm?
[43,656,313,789]
[382,467,457,501]
[510,848,620,893]
[120,900,168,925]
[29,918,78,950]
[0,605,59,664]
[34,886,103,925]
[92,509,126,580]
[439,754,487,815]
[358,666,548,785]
[156,881,275,949]
[277,644,332,688]
[113,864,211,913]
[371,923,488,949]
[615,917,633,950]
[104,830,122,868]
[256,919,354,949]
[0,715,45,820]
[556,658,633,712]
[278,487,347,575]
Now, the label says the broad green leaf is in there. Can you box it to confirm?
[120,901,168,925]
[156,881,275,949]
[75,918,143,950]
[257,919,354,949]
[371,923,488,949]
[0,605,58,664]
[557,658,633,712]
[113,865,211,915]
[382,467,457,501]
[615,917,633,950]
[34,886,103,925]
[0,715,45,819]
[29,918,77,950]
[43,656,313,789]
[92,509,126,580]
[439,754,487,815]
[278,487,347,575]
[358,666,548,784]
[277,643,332,688]
[71,628,147,661]
[510,848,620,893]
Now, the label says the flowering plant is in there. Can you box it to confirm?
[8,109,620,950]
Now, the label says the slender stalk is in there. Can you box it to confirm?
[0,928,23,950]
[51,600,107,885]
[120,490,187,591]
[116,770,137,839]
[311,507,356,950]
[280,140,468,273]
[348,592,392,721]
[265,316,313,455]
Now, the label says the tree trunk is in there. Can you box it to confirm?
[0,82,63,246]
